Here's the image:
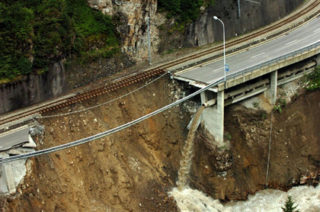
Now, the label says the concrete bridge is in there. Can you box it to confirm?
[172,16,320,145]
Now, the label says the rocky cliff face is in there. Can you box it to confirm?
[88,0,165,62]
[90,0,304,58]
[186,0,304,46]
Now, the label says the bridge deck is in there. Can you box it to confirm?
[0,126,30,152]
[173,16,320,89]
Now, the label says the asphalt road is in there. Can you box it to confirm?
[0,126,29,152]
[175,16,320,85]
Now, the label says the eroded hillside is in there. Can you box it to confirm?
[0,77,185,211]
[1,77,320,211]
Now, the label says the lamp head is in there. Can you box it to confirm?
[213,16,218,20]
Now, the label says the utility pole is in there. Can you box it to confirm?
[238,0,241,18]
[147,16,152,65]
[237,0,261,18]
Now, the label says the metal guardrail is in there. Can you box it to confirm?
[226,41,320,82]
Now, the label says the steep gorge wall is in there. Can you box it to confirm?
[186,0,304,46]
[88,0,305,54]
[88,0,163,62]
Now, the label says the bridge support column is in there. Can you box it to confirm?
[201,91,224,147]
[0,154,16,194]
[200,92,208,105]
[215,91,225,144]
[268,70,278,105]
[315,55,320,66]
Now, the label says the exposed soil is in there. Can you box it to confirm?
[1,78,320,211]
[0,77,185,212]
[191,89,320,201]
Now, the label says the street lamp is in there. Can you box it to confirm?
[213,16,227,84]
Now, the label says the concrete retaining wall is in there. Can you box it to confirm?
[0,62,66,114]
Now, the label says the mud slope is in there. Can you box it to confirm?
[0,77,185,212]
[191,90,320,201]
[1,79,320,211]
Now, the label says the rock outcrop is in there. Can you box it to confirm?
[185,0,304,47]
[88,0,165,62]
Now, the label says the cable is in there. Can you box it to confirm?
[39,72,168,119]
[0,78,224,164]
[265,111,273,188]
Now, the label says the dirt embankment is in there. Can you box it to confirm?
[1,78,320,211]
[191,90,320,201]
[0,77,185,212]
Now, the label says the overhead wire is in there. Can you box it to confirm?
[0,78,224,164]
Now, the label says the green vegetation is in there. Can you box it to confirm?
[253,101,259,108]
[305,66,320,90]
[260,111,267,120]
[282,196,300,212]
[158,0,214,30]
[273,98,286,113]
[0,0,119,81]
[224,132,232,141]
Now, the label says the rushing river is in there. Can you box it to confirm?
[170,185,320,212]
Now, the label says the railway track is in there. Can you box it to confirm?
[1,0,319,127]
[0,68,165,126]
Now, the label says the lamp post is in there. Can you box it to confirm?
[213,16,227,83]
[237,0,241,18]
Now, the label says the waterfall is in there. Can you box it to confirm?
[176,106,204,190]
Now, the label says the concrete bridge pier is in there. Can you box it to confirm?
[267,70,278,105]
[315,54,320,66]
[200,90,225,147]
[0,154,16,194]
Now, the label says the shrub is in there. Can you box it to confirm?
[282,196,299,212]
[273,104,282,113]
[305,66,320,90]
[158,0,206,25]
[0,2,34,79]
[0,0,119,81]
[273,98,286,113]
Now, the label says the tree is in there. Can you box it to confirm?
[282,196,300,212]
[306,66,320,90]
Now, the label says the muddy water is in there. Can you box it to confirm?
[176,106,204,190]
[171,185,320,211]
[170,105,320,211]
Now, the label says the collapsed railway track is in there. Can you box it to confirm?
[0,0,319,127]
[0,69,165,126]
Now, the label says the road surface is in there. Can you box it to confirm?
[174,16,320,85]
